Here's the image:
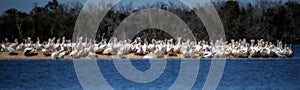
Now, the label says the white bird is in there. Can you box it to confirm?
[1,43,6,52]
[214,47,226,58]
[42,48,52,56]
[142,42,148,55]
[16,43,25,51]
[249,49,258,58]
[23,47,36,56]
[154,44,165,58]
[174,44,181,54]
[147,39,156,53]
[78,48,89,58]
[189,46,198,58]
[260,47,269,57]
[1,36,295,59]
[51,51,60,59]
[69,47,78,59]
[98,43,107,53]
[51,44,65,59]
[58,51,68,59]
[239,45,249,58]
[224,48,231,57]
[7,47,18,55]
[117,43,128,58]
[135,44,143,55]
[275,49,286,58]
[88,52,97,59]
[268,45,276,57]
[7,39,19,55]
[181,44,190,58]
[35,37,43,51]
[93,44,101,53]
[166,39,175,56]
[231,47,239,57]
[203,49,212,58]
[174,37,182,54]
[103,44,112,55]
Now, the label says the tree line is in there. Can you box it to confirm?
[0,0,299,44]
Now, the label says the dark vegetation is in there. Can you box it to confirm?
[0,0,299,44]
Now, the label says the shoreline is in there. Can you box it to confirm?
[0,52,292,60]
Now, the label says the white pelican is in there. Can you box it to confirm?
[116,41,129,58]
[1,36,295,59]
[181,43,191,58]
[275,48,286,58]
[7,39,19,55]
[239,44,249,58]
[58,51,68,59]
[7,47,18,55]
[99,40,107,54]
[260,47,269,57]
[78,46,90,58]
[110,38,119,55]
[123,40,131,55]
[203,49,212,58]
[24,37,32,48]
[53,38,61,51]
[70,47,78,59]
[1,43,6,52]
[166,39,175,56]
[35,37,43,51]
[103,44,112,55]
[41,39,53,56]
[154,44,165,58]
[88,52,97,59]
[58,45,68,59]
[16,43,25,51]
[268,45,276,57]
[117,46,127,58]
[174,37,182,54]
[78,49,88,58]
[23,47,37,56]
[189,45,199,58]
[42,48,52,56]
[194,42,203,56]
[142,40,149,55]
[214,47,226,58]
[93,43,102,53]
[231,47,239,57]
[135,44,143,55]
[224,48,231,57]
[147,39,156,53]
[51,51,60,59]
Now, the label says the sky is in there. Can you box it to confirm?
[0,0,293,14]
[0,0,171,13]
[0,0,86,14]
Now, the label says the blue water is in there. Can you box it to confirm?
[0,46,300,90]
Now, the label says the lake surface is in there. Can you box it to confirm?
[0,46,299,90]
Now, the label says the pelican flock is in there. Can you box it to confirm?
[0,37,294,59]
